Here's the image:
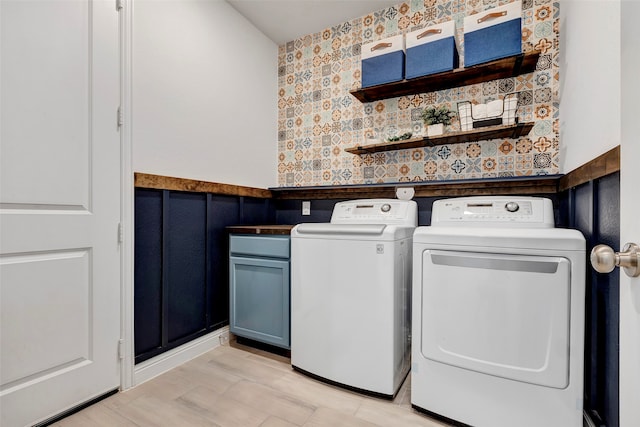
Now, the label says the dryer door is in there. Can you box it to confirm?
[419,250,571,389]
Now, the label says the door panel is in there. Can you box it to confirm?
[0,0,90,208]
[420,250,571,388]
[1,250,91,386]
[620,2,640,425]
[0,1,121,425]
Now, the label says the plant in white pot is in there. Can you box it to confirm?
[421,105,456,137]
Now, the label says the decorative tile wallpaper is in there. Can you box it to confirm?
[277,0,559,187]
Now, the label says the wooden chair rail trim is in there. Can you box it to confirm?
[558,146,620,192]
[134,173,273,198]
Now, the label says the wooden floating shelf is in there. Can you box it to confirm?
[344,122,534,155]
[350,51,541,103]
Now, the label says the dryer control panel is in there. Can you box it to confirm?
[431,196,554,228]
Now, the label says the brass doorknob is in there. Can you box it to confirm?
[590,243,640,278]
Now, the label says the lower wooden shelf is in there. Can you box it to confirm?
[344,122,534,155]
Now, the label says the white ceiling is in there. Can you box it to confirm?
[226,0,400,45]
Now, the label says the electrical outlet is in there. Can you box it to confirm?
[302,201,311,215]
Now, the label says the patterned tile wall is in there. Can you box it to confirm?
[277,0,559,187]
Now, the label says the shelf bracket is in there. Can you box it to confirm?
[513,53,525,75]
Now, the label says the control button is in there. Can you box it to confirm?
[505,202,520,212]
[381,203,391,212]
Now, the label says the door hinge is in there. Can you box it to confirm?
[117,223,123,244]
[118,339,125,360]
[116,0,124,11]
[117,106,123,129]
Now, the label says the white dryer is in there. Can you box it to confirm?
[291,199,417,397]
[412,196,585,427]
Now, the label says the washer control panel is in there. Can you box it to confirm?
[331,199,418,226]
[431,196,554,228]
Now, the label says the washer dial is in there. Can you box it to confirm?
[505,202,520,212]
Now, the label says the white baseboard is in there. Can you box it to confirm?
[132,326,229,387]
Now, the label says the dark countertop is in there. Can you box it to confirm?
[226,225,295,235]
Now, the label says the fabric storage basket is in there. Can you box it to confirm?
[406,21,459,79]
[463,0,522,67]
[361,35,405,87]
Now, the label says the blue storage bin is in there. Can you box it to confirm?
[464,1,522,67]
[406,21,459,79]
[361,35,405,87]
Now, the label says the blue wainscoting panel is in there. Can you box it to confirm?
[241,197,273,225]
[273,199,337,225]
[134,189,163,360]
[208,195,241,329]
[134,189,272,363]
[166,192,208,345]
[592,173,620,427]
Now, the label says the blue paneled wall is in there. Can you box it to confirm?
[134,189,272,363]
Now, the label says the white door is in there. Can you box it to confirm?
[619,2,640,426]
[0,1,121,425]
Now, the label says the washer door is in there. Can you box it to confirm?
[420,250,571,389]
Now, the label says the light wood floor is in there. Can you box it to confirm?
[53,341,452,427]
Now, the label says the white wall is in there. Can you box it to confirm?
[132,0,278,188]
[559,0,620,173]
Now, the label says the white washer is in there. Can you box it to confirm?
[291,199,417,397]
[412,196,585,427]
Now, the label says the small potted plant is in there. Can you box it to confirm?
[421,105,456,137]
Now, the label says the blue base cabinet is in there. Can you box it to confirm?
[229,235,290,349]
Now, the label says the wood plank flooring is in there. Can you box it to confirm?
[53,341,451,427]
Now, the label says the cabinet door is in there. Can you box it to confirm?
[230,256,290,349]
